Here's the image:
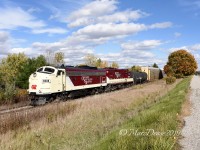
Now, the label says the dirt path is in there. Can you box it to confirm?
[180,75,200,150]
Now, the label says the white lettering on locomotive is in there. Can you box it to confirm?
[81,76,93,84]
[115,72,121,78]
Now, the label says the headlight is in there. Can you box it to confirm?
[33,73,37,77]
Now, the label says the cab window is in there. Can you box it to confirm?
[37,67,43,72]
[44,67,55,74]
[57,70,64,76]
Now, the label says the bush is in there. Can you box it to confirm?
[166,76,176,84]
[14,89,28,103]
[0,90,5,104]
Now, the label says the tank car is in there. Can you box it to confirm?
[130,71,147,84]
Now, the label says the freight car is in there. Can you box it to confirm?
[28,66,134,106]
[141,67,163,81]
[130,71,147,84]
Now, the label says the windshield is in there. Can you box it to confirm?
[44,67,55,73]
[37,67,43,72]
[37,67,55,74]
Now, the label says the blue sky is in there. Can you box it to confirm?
[0,0,200,68]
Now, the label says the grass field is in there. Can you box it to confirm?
[92,77,191,150]
[0,78,190,150]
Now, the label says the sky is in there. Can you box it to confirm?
[0,0,200,69]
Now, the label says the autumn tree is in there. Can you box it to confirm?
[164,49,197,78]
[101,61,109,68]
[54,52,64,66]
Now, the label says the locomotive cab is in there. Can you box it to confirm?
[29,66,66,105]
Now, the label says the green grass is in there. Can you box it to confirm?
[92,77,191,150]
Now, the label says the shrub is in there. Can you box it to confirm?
[166,76,176,84]
[14,89,28,103]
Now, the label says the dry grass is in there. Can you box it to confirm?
[0,79,182,150]
[0,102,78,134]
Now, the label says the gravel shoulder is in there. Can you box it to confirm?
[180,75,200,150]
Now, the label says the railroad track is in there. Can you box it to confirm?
[0,106,33,115]
[0,83,149,116]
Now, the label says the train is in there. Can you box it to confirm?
[28,65,163,106]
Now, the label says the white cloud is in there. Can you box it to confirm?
[121,40,162,50]
[32,42,63,52]
[69,22,171,46]
[179,0,200,9]
[9,47,37,56]
[189,44,200,51]
[27,7,41,13]
[95,40,164,68]
[0,7,67,35]
[74,23,147,39]
[169,44,200,53]
[149,22,172,29]
[68,9,148,28]
[32,28,68,34]
[67,0,148,27]
[67,0,117,21]
[0,7,45,30]
[97,10,148,23]
[0,31,10,54]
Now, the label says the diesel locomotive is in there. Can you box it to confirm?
[28,65,162,106]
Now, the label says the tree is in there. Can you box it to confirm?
[130,66,141,72]
[152,63,159,68]
[0,53,27,84]
[45,50,54,65]
[101,61,109,68]
[54,52,64,66]
[110,62,119,68]
[84,54,98,67]
[45,51,65,66]
[96,58,102,68]
[16,55,47,89]
[164,49,197,78]
[0,53,28,100]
